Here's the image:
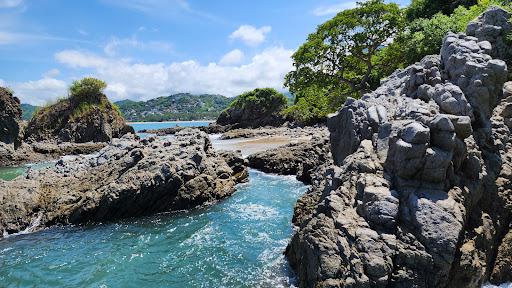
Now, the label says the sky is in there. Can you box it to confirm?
[0,0,410,105]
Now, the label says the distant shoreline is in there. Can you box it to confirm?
[127,120,216,124]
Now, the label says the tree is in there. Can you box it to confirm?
[406,0,477,21]
[284,0,404,100]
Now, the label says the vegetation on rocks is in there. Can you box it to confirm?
[217,88,288,128]
[24,77,133,143]
[284,0,512,124]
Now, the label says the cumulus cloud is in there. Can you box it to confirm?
[312,1,357,16]
[0,0,23,8]
[229,25,271,46]
[219,49,244,66]
[7,78,68,105]
[54,47,293,101]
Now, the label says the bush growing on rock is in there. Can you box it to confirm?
[217,88,288,128]
[24,77,133,143]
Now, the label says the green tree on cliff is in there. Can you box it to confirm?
[284,0,404,102]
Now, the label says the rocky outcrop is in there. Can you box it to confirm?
[287,8,512,288]
[24,93,134,143]
[216,88,287,128]
[0,129,248,236]
[247,136,331,184]
[0,87,22,147]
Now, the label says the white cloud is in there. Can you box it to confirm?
[103,36,173,56]
[8,78,68,105]
[219,49,244,66]
[42,69,60,78]
[313,2,357,16]
[229,25,271,46]
[0,0,23,8]
[54,47,293,102]
[55,50,108,68]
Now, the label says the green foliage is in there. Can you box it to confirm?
[283,86,335,125]
[285,0,404,100]
[227,88,287,111]
[390,0,511,67]
[406,0,477,21]
[69,77,107,104]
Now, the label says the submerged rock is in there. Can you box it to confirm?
[0,129,248,236]
[287,7,512,288]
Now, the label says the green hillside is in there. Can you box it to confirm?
[115,93,232,122]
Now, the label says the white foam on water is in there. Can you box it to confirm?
[2,213,42,238]
[483,283,512,288]
[231,203,279,220]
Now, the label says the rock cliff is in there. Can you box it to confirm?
[287,7,512,288]
[0,129,248,237]
[0,87,22,146]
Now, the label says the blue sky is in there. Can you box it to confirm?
[0,0,410,105]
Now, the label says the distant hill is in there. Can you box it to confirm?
[21,104,39,121]
[115,93,232,122]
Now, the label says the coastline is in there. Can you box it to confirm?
[127,120,215,124]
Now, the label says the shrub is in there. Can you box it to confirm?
[69,77,107,104]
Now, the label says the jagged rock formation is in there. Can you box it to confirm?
[24,92,134,143]
[0,129,248,237]
[0,87,22,146]
[286,7,512,288]
[247,136,331,184]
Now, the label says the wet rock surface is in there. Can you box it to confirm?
[0,129,248,237]
[287,8,512,288]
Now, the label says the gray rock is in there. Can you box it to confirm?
[0,129,248,236]
[287,7,512,288]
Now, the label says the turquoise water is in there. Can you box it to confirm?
[0,170,307,287]
[129,121,211,132]
[0,162,54,181]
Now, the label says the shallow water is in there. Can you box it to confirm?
[0,162,54,181]
[0,170,307,287]
[129,121,211,132]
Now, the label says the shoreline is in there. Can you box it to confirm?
[127,120,215,124]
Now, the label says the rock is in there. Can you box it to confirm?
[0,129,248,236]
[490,227,512,284]
[216,88,287,128]
[247,135,331,184]
[287,8,512,288]
[24,92,134,143]
[0,87,22,146]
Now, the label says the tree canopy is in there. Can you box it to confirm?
[284,0,404,100]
